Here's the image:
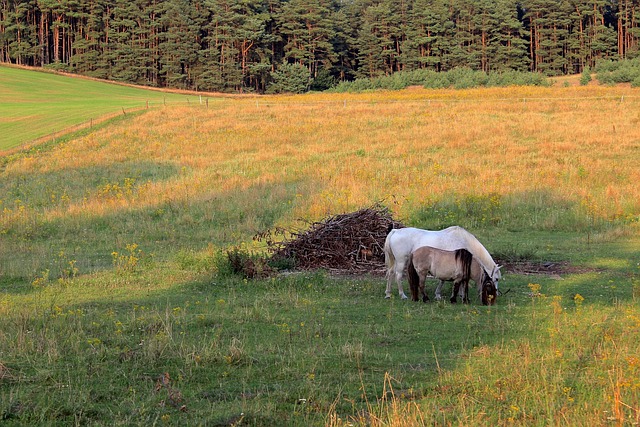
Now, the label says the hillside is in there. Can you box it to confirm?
[0,78,639,425]
[0,65,210,151]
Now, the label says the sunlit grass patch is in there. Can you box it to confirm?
[0,65,218,150]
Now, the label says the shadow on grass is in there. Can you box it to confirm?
[0,172,306,293]
[0,238,637,426]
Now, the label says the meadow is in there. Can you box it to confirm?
[0,65,209,151]
[1,71,639,425]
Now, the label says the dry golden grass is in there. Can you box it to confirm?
[5,85,640,228]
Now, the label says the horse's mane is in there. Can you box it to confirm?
[444,226,497,273]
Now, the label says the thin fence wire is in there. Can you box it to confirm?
[252,94,640,107]
[9,92,640,154]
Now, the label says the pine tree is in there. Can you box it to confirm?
[158,0,200,88]
[356,0,403,77]
[277,0,336,79]
[485,0,529,72]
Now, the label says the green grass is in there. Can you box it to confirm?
[0,65,212,150]
[1,244,638,425]
[0,71,639,425]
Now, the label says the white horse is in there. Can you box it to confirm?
[384,226,501,299]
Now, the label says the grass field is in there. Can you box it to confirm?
[0,70,639,425]
[0,65,218,151]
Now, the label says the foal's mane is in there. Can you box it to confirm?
[454,248,473,281]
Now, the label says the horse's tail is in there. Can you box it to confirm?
[456,248,473,281]
[383,229,396,279]
[407,252,419,301]
[386,223,394,234]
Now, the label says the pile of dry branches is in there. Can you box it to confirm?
[268,205,404,274]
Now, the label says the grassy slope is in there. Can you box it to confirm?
[0,72,639,425]
[0,65,209,150]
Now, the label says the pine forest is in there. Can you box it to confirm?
[1,0,640,93]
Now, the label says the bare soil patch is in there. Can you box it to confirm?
[498,260,601,277]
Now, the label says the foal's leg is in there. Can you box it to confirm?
[462,280,470,304]
[450,281,458,304]
[451,280,468,304]
[420,277,429,303]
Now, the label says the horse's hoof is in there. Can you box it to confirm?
[401,294,408,300]
[385,295,391,299]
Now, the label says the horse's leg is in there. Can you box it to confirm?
[435,280,444,301]
[385,270,393,299]
[398,270,408,299]
[385,264,398,299]
[386,266,407,299]
[394,259,408,299]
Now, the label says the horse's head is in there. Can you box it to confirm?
[481,273,498,306]
[490,265,502,290]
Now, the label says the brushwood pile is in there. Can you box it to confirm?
[268,206,404,274]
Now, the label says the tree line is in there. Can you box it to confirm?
[1,0,639,93]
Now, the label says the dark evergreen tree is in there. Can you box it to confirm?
[404,0,451,71]
[356,0,403,77]
[69,0,106,77]
[484,0,529,72]
[157,0,200,88]
[277,0,336,79]
[0,0,638,91]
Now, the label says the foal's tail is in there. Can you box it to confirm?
[406,252,420,301]
[455,248,473,281]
